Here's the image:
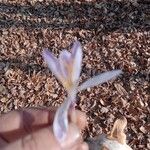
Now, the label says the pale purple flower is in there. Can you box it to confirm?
[43,41,82,142]
[42,41,82,91]
[42,41,122,143]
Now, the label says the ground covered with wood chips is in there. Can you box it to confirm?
[0,0,150,149]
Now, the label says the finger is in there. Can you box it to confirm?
[74,142,89,150]
[1,123,82,150]
[69,109,87,130]
[66,142,89,150]
[0,108,87,142]
[61,123,88,150]
[0,137,7,147]
[0,107,57,142]
[1,127,61,150]
[78,142,89,150]
[61,123,81,149]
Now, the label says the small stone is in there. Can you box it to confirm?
[101,107,109,113]
[139,126,147,134]
[0,85,7,94]
[1,97,7,103]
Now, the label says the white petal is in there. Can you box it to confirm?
[42,49,62,80]
[59,50,72,79]
[59,50,72,63]
[78,70,122,91]
[53,105,68,142]
[53,97,71,142]
[71,41,82,83]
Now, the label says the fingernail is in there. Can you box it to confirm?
[61,123,81,148]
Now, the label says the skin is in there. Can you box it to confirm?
[0,107,89,150]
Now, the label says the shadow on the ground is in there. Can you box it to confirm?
[0,1,149,83]
[0,58,47,75]
[0,57,149,86]
[0,1,149,31]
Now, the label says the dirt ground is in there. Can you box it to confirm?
[0,0,149,149]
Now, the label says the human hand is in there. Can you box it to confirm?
[0,107,88,150]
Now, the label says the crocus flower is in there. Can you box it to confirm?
[43,41,82,142]
[42,41,122,143]
[43,41,82,92]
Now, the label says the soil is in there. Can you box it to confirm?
[0,0,150,149]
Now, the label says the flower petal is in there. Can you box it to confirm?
[59,50,72,64]
[42,49,62,81]
[78,70,122,91]
[59,50,72,79]
[53,97,71,142]
[71,41,82,83]
[53,105,68,142]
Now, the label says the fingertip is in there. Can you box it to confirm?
[61,123,81,148]
[78,142,89,150]
[75,110,87,130]
[69,109,87,130]
[69,108,77,125]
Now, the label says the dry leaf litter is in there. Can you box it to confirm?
[0,0,150,149]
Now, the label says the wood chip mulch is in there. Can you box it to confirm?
[0,0,150,149]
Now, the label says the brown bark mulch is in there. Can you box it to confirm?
[0,0,149,149]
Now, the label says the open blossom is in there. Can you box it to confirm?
[42,41,82,91]
[42,41,122,142]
